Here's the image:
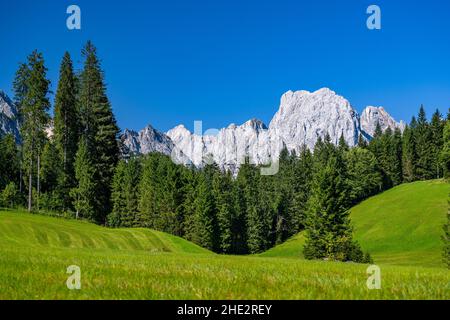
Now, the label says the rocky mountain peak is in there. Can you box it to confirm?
[121,88,406,174]
[0,91,20,141]
[360,106,405,137]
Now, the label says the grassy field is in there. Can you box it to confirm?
[0,180,449,299]
[261,180,449,268]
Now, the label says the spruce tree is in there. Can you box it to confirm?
[338,133,349,152]
[415,106,434,180]
[238,160,268,254]
[402,124,417,182]
[288,145,313,234]
[71,138,95,220]
[358,133,368,149]
[0,134,20,190]
[192,169,217,251]
[79,41,120,223]
[54,52,79,209]
[346,147,382,204]
[40,141,63,210]
[212,170,235,253]
[440,118,450,179]
[12,62,30,126]
[389,128,403,186]
[109,157,141,227]
[137,154,159,228]
[430,109,444,178]
[20,51,51,212]
[304,145,365,262]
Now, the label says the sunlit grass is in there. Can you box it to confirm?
[0,209,448,300]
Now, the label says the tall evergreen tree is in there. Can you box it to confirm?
[12,62,30,126]
[212,170,235,253]
[20,51,51,212]
[440,118,450,179]
[402,124,417,182]
[345,147,382,204]
[358,133,368,149]
[288,145,313,234]
[109,157,141,227]
[54,52,79,209]
[415,105,434,180]
[304,143,365,262]
[430,109,444,178]
[40,141,63,210]
[71,138,95,220]
[78,41,120,223]
[0,134,20,190]
[191,168,217,251]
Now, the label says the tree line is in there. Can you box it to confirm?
[0,42,119,224]
[0,42,448,264]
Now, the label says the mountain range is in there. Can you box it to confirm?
[0,88,405,174]
[121,88,405,173]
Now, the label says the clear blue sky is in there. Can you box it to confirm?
[1,0,449,132]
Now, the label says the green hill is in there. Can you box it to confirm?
[0,205,448,299]
[0,210,210,255]
[261,180,449,268]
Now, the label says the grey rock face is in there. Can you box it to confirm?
[360,106,405,137]
[0,91,20,141]
[122,88,405,174]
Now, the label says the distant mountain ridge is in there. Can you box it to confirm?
[0,88,405,174]
[0,90,20,142]
[122,88,405,173]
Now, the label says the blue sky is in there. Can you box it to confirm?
[1,0,449,132]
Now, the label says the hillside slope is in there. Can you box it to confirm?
[0,211,210,255]
[261,180,449,268]
[0,208,448,299]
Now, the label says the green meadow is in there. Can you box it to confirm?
[0,180,449,300]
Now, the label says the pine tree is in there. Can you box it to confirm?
[288,145,313,234]
[338,133,349,153]
[71,138,95,220]
[0,134,20,190]
[430,110,444,178]
[440,118,450,179]
[346,147,382,204]
[272,147,294,244]
[54,52,79,209]
[304,146,365,262]
[20,51,51,212]
[79,41,120,223]
[212,170,235,253]
[237,159,268,254]
[12,62,30,126]
[40,141,63,210]
[373,121,383,138]
[192,169,217,251]
[358,133,368,149]
[109,157,141,227]
[402,124,417,182]
[415,105,434,180]
[137,154,159,228]
[389,128,403,186]
[2,182,19,208]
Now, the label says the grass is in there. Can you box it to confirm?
[261,180,449,268]
[0,180,449,300]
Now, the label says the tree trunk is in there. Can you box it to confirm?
[37,153,40,211]
[28,157,32,212]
